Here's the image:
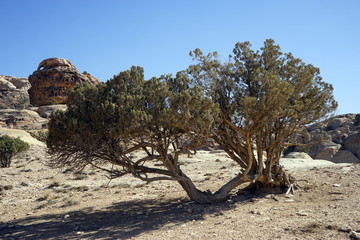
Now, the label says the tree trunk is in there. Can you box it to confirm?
[249,162,291,190]
[176,171,249,203]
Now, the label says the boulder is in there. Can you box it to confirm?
[314,140,341,160]
[7,77,31,90]
[0,78,16,90]
[326,117,352,130]
[331,150,360,164]
[308,122,323,132]
[0,109,47,130]
[344,133,360,158]
[36,104,67,118]
[28,58,100,106]
[279,114,360,162]
[331,129,349,144]
[0,75,30,109]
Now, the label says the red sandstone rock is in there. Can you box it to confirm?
[28,58,100,106]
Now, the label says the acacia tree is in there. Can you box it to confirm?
[188,39,337,189]
[47,66,247,203]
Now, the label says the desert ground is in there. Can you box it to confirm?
[1,143,360,240]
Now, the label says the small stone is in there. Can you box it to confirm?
[250,209,263,215]
[285,199,295,203]
[26,212,33,216]
[351,231,360,240]
[296,212,308,216]
[338,226,352,232]
[333,184,341,187]
[76,231,84,235]
[64,214,70,219]
[271,195,279,201]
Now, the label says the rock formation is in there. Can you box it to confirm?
[0,109,47,130]
[36,105,67,118]
[0,75,30,109]
[287,114,360,164]
[28,58,100,106]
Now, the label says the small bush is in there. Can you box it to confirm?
[0,185,14,193]
[73,186,89,192]
[300,222,322,233]
[20,181,29,187]
[37,192,50,202]
[47,181,60,189]
[74,172,88,180]
[62,199,79,207]
[0,135,30,168]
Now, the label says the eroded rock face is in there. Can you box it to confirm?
[0,109,47,130]
[0,75,30,109]
[28,58,100,106]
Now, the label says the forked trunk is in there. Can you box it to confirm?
[248,162,291,190]
[177,171,249,203]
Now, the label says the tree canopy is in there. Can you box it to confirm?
[47,40,337,203]
[47,66,222,203]
[188,39,337,187]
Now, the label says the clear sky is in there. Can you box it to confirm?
[0,0,359,114]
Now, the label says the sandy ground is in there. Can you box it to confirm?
[1,144,360,240]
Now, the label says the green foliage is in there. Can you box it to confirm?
[188,39,337,185]
[47,66,218,180]
[0,135,30,168]
[47,40,338,202]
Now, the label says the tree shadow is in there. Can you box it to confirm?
[0,194,253,240]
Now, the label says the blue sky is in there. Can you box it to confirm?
[0,0,359,114]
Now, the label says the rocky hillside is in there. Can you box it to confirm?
[286,114,360,164]
[0,75,30,109]
[0,58,99,130]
